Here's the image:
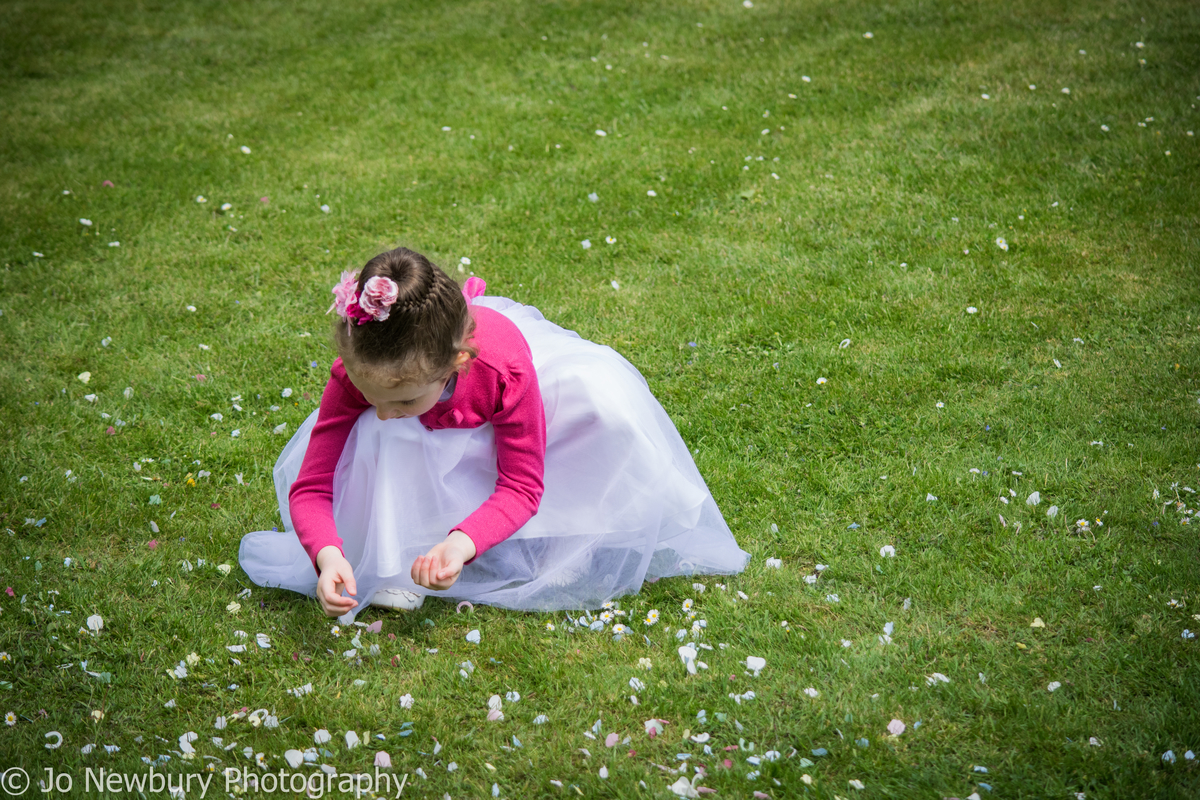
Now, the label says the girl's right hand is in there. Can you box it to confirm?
[315,546,358,617]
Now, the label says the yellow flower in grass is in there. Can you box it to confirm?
[4,711,15,726]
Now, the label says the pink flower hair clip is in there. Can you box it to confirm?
[328,271,400,327]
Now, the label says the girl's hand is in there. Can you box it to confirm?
[315,546,358,617]
[411,531,477,591]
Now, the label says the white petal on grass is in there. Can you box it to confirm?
[745,656,766,676]
[466,629,481,644]
[86,615,104,633]
[581,239,591,249]
[595,130,607,137]
[1047,681,1062,692]
[803,687,819,698]
[880,545,896,558]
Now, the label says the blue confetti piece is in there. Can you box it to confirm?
[913,720,922,729]
[979,784,993,792]
[856,738,869,748]
[676,754,691,761]
[512,735,522,748]
[400,722,414,730]
[847,522,860,529]
[812,748,828,757]
[397,730,413,737]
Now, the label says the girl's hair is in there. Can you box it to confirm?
[333,247,476,386]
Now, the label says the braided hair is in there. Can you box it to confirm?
[333,247,477,386]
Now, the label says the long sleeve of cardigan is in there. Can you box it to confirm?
[450,361,546,560]
[288,360,370,571]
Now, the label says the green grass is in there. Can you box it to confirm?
[2,0,1199,796]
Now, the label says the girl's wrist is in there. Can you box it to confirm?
[446,529,477,562]
[315,545,345,571]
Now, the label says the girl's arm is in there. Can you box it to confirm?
[451,363,547,561]
[289,360,371,572]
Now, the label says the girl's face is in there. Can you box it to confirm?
[351,373,448,421]
[347,353,469,421]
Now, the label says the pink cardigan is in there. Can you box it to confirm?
[288,306,547,571]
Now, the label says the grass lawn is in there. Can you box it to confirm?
[2,0,1199,796]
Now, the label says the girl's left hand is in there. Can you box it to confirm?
[412,530,477,590]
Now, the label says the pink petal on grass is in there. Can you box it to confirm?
[260,197,269,204]
[456,601,474,614]
[106,427,116,435]
[364,620,382,634]
[102,180,114,187]
[486,709,503,722]
[147,540,158,550]
[887,719,906,736]
[4,587,13,597]
[374,751,392,768]
[194,374,206,382]
[605,733,619,748]
[754,793,771,799]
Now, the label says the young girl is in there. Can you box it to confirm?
[239,247,749,621]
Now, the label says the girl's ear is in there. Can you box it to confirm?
[453,350,472,369]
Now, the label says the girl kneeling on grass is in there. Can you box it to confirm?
[239,247,748,621]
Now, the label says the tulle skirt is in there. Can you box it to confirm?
[239,296,749,622]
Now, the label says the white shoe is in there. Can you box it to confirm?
[371,588,425,610]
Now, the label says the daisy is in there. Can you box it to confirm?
[545,622,556,632]
[4,711,15,727]
[644,610,660,626]
[0,652,9,663]
[682,599,694,612]
[612,624,629,635]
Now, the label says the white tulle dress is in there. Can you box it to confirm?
[239,296,749,621]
